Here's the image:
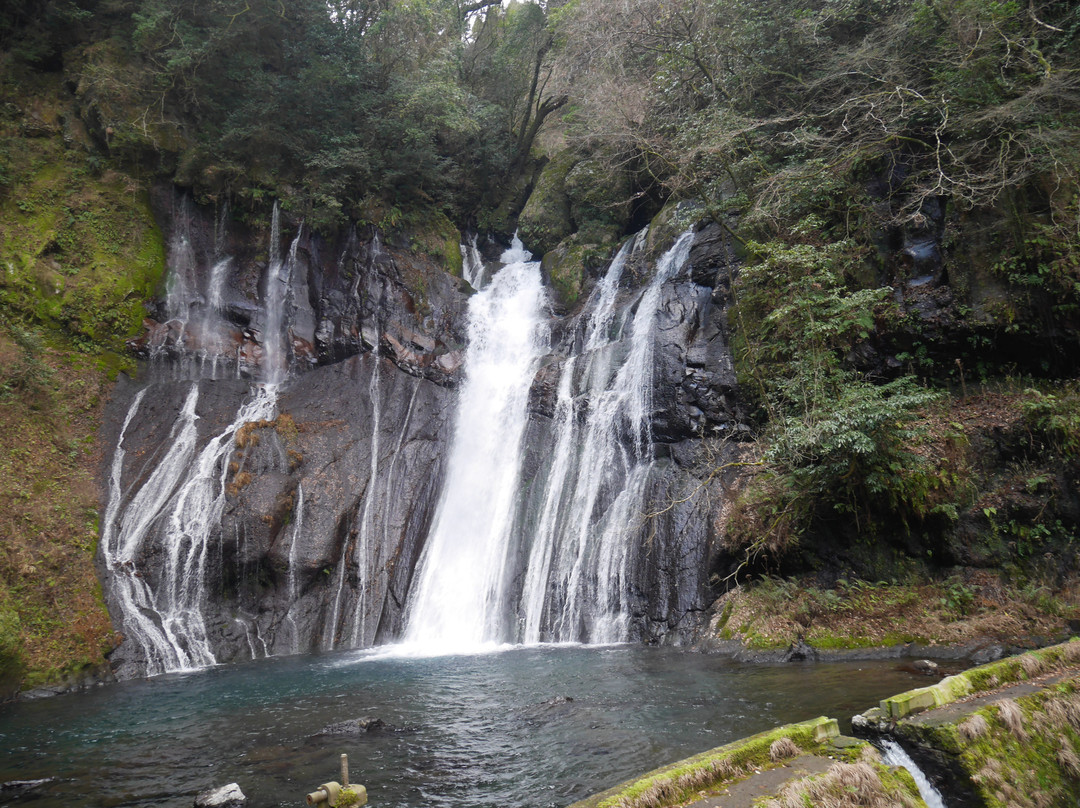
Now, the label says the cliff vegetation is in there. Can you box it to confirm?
[534,0,1080,603]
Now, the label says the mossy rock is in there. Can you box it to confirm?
[409,210,463,277]
[540,242,587,310]
[0,87,166,354]
[69,40,189,164]
[570,716,840,808]
[518,149,576,256]
[876,651,1080,808]
[646,200,703,261]
[563,150,630,246]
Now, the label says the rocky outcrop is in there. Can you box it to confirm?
[101,351,458,676]
[98,194,747,675]
[194,784,246,808]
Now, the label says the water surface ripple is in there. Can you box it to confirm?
[0,646,926,807]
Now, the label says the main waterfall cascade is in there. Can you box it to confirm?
[100,198,738,677]
[403,238,549,649]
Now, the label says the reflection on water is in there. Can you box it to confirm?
[0,646,928,808]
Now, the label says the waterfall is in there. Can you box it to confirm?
[101,204,301,675]
[403,237,548,650]
[323,515,352,652]
[102,384,278,674]
[198,257,233,379]
[284,484,305,654]
[214,200,229,257]
[164,231,197,325]
[149,196,245,380]
[401,229,694,651]
[263,203,298,384]
[519,230,695,643]
[461,233,486,290]
[207,257,231,313]
[103,195,712,672]
[349,356,383,647]
[879,739,947,808]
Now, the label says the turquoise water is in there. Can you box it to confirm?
[0,646,927,807]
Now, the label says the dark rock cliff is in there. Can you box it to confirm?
[98,194,745,676]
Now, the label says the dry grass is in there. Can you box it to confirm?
[995,698,1029,741]
[226,470,253,498]
[769,737,800,762]
[611,758,741,808]
[762,761,922,808]
[0,347,117,686]
[1045,699,1070,729]
[1058,736,1080,780]
[959,713,990,740]
[1063,692,1080,733]
[859,744,883,763]
[967,678,1080,806]
[711,570,1080,652]
[973,756,1004,787]
[1022,653,1048,678]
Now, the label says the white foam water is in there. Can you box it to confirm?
[403,236,548,652]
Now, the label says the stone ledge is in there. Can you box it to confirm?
[567,716,840,808]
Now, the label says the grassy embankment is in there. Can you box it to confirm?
[0,61,164,693]
[712,381,1080,652]
[863,639,1080,807]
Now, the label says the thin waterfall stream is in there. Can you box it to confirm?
[520,229,695,643]
[879,739,948,808]
[100,201,303,675]
[350,355,383,648]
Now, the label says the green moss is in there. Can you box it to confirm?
[518,149,575,255]
[409,210,463,277]
[646,201,701,260]
[876,761,926,803]
[928,676,1080,806]
[805,632,877,650]
[540,242,588,309]
[570,717,839,808]
[0,594,24,698]
[0,71,144,690]
[563,151,630,245]
[874,639,1080,723]
[0,114,165,354]
[715,599,734,633]
[336,786,368,807]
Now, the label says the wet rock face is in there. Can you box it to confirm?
[101,352,456,675]
[101,194,469,675]
[131,190,469,387]
[220,353,455,655]
[651,220,746,444]
[100,198,744,673]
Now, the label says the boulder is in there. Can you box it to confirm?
[194,783,246,808]
[318,717,387,736]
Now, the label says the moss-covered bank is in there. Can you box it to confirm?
[568,715,928,808]
[0,61,165,695]
[704,573,1080,658]
[855,638,1080,807]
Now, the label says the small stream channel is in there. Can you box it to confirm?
[0,646,934,808]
